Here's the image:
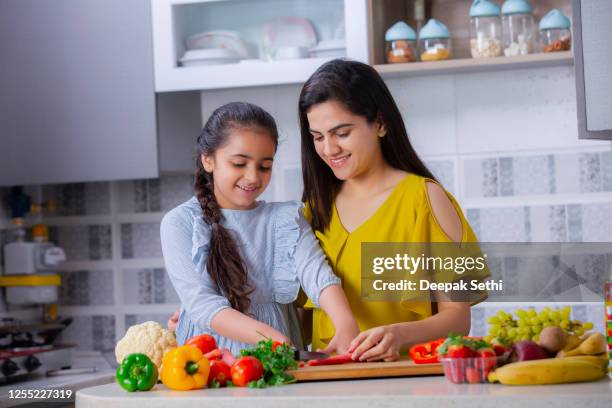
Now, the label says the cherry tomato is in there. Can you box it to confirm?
[186,334,217,355]
[230,356,264,387]
[208,360,231,387]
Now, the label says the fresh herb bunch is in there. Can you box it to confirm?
[240,339,298,388]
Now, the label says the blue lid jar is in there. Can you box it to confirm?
[470,0,501,18]
[385,21,417,41]
[501,0,532,15]
[419,19,450,40]
[539,9,571,30]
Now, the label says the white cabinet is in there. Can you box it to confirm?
[0,0,159,186]
[572,0,612,140]
[151,0,369,91]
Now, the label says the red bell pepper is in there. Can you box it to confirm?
[409,338,445,364]
[307,353,356,366]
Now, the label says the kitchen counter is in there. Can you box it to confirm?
[76,376,612,408]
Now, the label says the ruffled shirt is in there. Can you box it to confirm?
[160,197,340,355]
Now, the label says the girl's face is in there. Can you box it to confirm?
[307,100,386,181]
[202,127,276,210]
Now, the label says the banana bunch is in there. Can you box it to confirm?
[488,355,608,385]
[556,332,607,358]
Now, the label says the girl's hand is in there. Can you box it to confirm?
[318,324,360,355]
[348,326,402,362]
[167,309,179,332]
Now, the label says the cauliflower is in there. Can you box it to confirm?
[115,321,177,368]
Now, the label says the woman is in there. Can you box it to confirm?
[298,59,487,362]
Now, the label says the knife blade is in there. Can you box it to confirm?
[294,349,330,361]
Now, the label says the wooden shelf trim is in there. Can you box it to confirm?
[375,51,573,78]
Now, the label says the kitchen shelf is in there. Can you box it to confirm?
[152,0,369,92]
[375,51,573,78]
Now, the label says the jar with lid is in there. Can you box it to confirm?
[469,0,502,58]
[418,19,451,61]
[539,9,571,52]
[502,0,535,56]
[385,21,417,63]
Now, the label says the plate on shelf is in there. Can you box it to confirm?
[179,48,242,67]
[262,16,317,60]
[185,30,249,58]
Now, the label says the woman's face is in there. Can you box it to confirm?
[202,127,275,210]
[307,100,385,181]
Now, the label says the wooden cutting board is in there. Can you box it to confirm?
[286,359,444,382]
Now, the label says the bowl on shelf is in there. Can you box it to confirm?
[179,48,243,67]
[185,30,249,58]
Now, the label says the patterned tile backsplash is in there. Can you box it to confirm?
[59,270,114,306]
[122,268,179,305]
[464,150,612,199]
[121,223,163,259]
[42,182,111,216]
[49,225,112,261]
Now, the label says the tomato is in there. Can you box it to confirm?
[465,367,480,384]
[186,334,217,355]
[271,341,283,352]
[208,360,231,387]
[230,356,264,387]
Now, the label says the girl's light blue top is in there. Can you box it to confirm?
[160,197,341,355]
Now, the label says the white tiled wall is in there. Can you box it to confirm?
[1,65,610,350]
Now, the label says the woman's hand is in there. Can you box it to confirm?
[318,324,360,355]
[167,309,179,332]
[348,326,402,362]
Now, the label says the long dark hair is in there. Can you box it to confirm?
[299,59,436,232]
[195,102,279,313]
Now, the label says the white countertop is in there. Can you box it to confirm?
[76,376,612,408]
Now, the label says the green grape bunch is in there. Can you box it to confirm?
[484,306,594,344]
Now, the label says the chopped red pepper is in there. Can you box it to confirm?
[307,353,356,366]
[409,338,446,364]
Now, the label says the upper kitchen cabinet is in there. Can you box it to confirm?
[572,0,612,140]
[151,0,369,92]
[0,0,158,186]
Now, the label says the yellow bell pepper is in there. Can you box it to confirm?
[161,345,210,390]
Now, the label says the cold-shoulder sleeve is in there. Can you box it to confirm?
[410,179,490,305]
[273,201,341,307]
[160,205,231,331]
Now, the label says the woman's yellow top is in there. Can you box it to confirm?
[304,173,487,351]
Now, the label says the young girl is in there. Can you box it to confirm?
[160,102,359,356]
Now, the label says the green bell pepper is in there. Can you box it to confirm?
[116,353,158,392]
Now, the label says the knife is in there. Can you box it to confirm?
[294,349,330,361]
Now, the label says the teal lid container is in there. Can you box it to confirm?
[385,21,417,41]
[501,0,532,15]
[539,9,571,30]
[419,19,450,40]
[470,0,501,18]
